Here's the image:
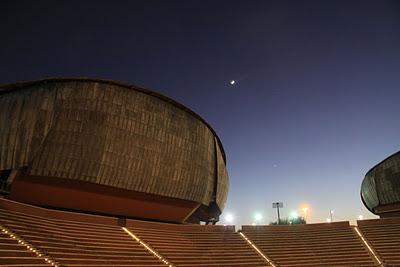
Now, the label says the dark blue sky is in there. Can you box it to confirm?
[1,0,400,225]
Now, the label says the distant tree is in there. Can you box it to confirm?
[291,216,306,224]
[269,218,289,225]
[269,216,306,225]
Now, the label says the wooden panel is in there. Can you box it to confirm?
[215,137,229,210]
[0,85,57,170]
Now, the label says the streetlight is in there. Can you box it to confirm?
[302,206,309,220]
[358,215,364,220]
[329,209,334,222]
[272,202,283,225]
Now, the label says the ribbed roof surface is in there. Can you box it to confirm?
[361,151,400,214]
[0,77,226,162]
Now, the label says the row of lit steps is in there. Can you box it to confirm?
[358,217,400,266]
[241,222,379,267]
[0,208,166,266]
[127,221,269,266]
[1,198,400,267]
[0,230,51,266]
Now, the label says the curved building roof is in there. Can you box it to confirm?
[0,77,226,162]
[361,151,400,216]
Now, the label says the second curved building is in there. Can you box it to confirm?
[361,151,400,217]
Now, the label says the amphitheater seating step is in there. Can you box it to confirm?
[2,197,396,267]
[0,232,51,266]
[127,221,270,266]
[242,221,378,267]
[358,217,400,266]
[0,208,166,266]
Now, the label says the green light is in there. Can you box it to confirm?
[290,211,298,219]
[254,213,263,221]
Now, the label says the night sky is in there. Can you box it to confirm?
[1,0,400,225]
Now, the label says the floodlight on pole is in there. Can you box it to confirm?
[329,209,334,222]
[272,202,283,225]
[254,213,263,223]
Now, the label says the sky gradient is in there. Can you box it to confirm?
[1,0,400,225]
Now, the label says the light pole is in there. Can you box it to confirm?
[330,209,334,222]
[302,207,309,221]
[273,202,283,225]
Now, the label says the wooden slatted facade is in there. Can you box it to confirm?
[361,151,400,218]
[0,78,228,223]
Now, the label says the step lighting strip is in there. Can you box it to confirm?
[353,226,383,266]
[122,227,174,267]
[239,231,276,267]
[0,224,59,267]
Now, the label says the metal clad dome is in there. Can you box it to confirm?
[361,151,400,217]
[0,78,228,223]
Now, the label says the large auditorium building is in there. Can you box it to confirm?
[0,78,399,266]
[0,78,228,224]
